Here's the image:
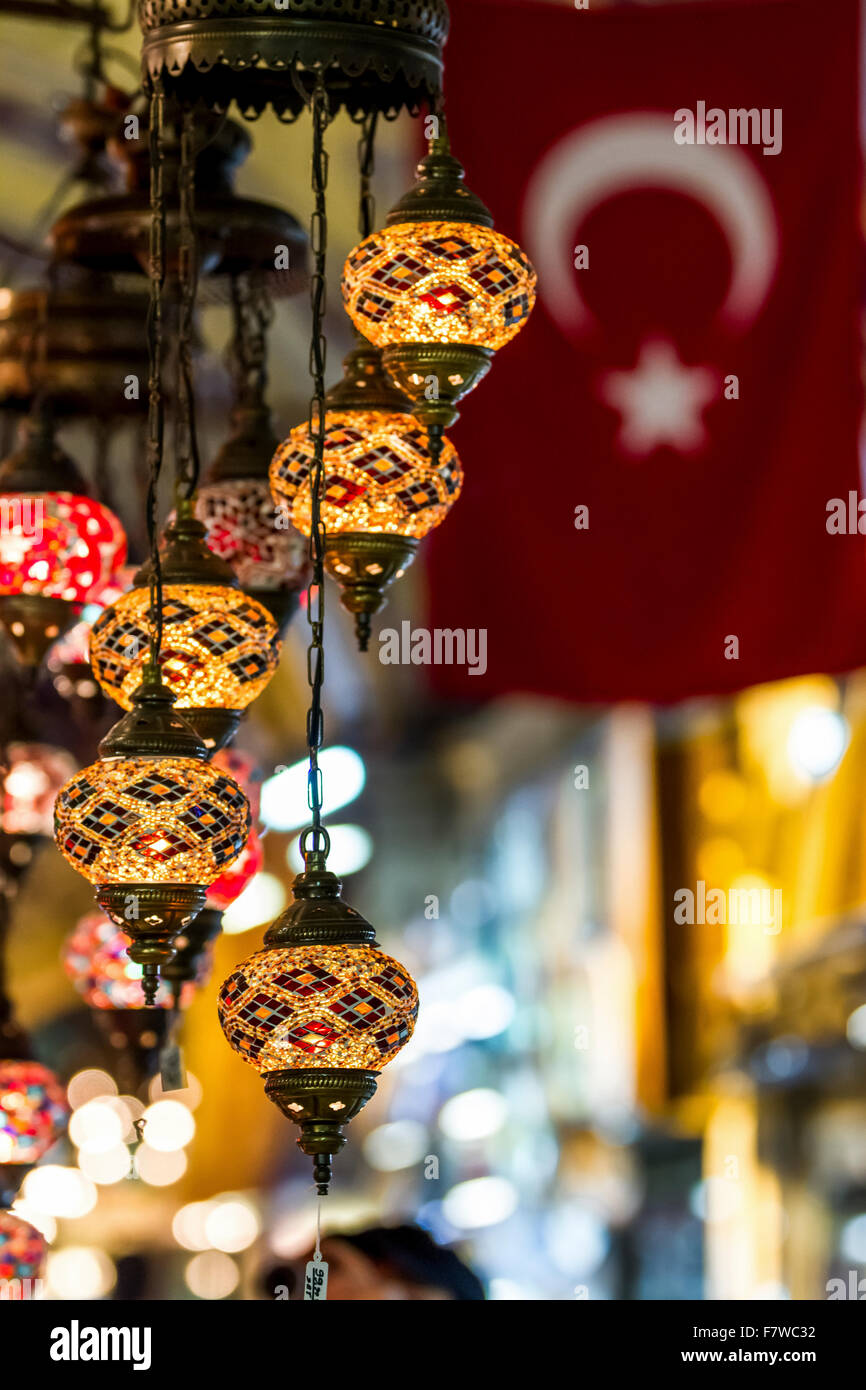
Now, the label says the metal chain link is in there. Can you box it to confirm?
[177,103,201,501]
[228,271,274,410]
[145,76,166,667]
[357,111,377,242]
[302,72,331,862]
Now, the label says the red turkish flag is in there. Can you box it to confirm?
[423,0,866,703]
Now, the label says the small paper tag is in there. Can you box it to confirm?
[159,1040,186,1093]
[304,1258,328,1301]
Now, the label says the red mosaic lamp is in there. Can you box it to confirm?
[0,411,126,667]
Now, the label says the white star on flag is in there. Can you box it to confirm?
[598,339,720,456]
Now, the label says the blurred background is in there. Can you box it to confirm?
[2,0,866,1301]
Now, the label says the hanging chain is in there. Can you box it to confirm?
[145,76,166,668]
[228,271,273,411]
[301,73,330,864]
[177,104,201,502]
[357,111,377,241]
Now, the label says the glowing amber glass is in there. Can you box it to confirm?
[341,221,536,351]
[218,944,418,1073]
[64,910,205,1010]
[270,410,462,540]
[54,756,250,886]
[88,584,280,712]
[0,1059,68,1163]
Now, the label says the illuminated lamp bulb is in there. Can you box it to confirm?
[196,405,311,637]
[63,910,208,1011]
[218,845,417,1193]
[0,411,126,667]
[89,498,280,751]
[0,1058,69,1206]
[3,741,77,838]
[53,664,250,1004]
[341,121,536,465]
[0,1210,47,1293]
[270,340,462,649]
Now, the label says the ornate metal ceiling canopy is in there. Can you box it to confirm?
[138,0,449,120]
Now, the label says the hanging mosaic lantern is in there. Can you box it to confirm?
[89,500,281,751]
[138,0,448,122]
[2,742,78,839]
[196,405,310,636]
[218,848,417,1192]
[54,665,250,1003]
[0,1059,68,1166]
[63,909,208,1011]
[270,340,462,648]
[342,124,536,464]
[0,412,126,666]
[205,827,263,911]
[0,1211,47,1293]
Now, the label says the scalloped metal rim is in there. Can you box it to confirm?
[140,18,444,116]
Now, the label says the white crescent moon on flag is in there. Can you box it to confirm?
[522,112,779,339]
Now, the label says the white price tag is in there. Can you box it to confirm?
[304,1258,329,1301]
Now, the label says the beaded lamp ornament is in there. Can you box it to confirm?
[342,120,536,466]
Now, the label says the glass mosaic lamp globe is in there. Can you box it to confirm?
[0,1059,68,1165]
[197,405,311,637]
[341,124,536,463]
[0,412,126,666]
[218,849,417,1191]
[3,741,78,838]
[63,910,207,1011]
[270,340,462,648]
[54,666,251,1002]
[0,1211,47,1293]
[89,498,280,751]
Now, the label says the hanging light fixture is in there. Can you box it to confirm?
[2,741,78,838]
[88,106,281,752]
[88,502,281,751]
[63,909,209,1011]
[0,411,126,666]
[271,113,461,649]
[54,87,251,1005]
[194,273,310,637]
[0,1210,47,1293]
[0,1059,68,1168]
[218,78,418,1198]
[271,338,461,649]
[53,665,250,1004]
[341,120,536,464]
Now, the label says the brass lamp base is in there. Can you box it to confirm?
[0,593,77,668]
[382,343,493,465]
[324,533,419,652]
[264,1068,379,1194]
[182,706,244,753]
[96,883,208,1006]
